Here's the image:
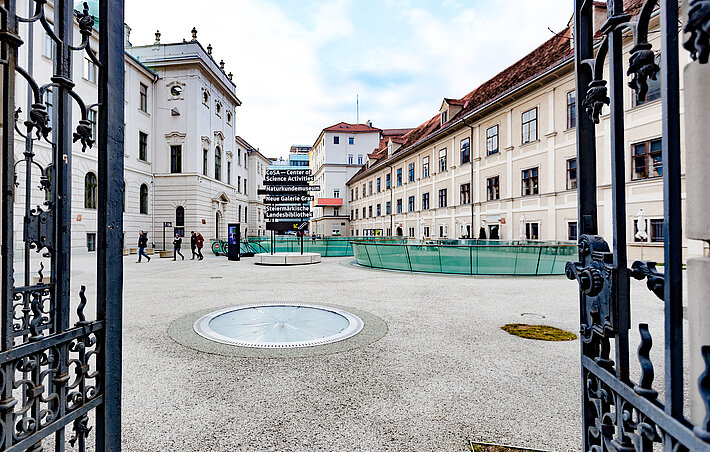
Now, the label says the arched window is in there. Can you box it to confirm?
[176,206,185,226]
[139,184,148,214]
[215,146,222,181]
[84,172,97,209]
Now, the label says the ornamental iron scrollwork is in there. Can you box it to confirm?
[0,0,124,451]
[573,0,710,450]
[684,0,710,63]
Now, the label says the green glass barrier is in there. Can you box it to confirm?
[350,241,575,276]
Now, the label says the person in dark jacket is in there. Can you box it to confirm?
[190,231,198,260]
[196,232,204,260]
[137,231,151,263]
[173,233,184,261]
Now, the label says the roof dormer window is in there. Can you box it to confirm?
[441,110,448,125]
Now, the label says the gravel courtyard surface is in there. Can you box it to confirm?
[73,251,668,451]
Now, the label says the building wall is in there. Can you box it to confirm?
[347,16,685,262]
[247,150,270,236]
[310,129,381,236]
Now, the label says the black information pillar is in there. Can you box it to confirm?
[227,222,241,261]
[258,169,317,255]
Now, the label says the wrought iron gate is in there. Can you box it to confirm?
[569,0,710,450]
[0,0,123,451]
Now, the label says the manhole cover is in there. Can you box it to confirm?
[193,303,364,348]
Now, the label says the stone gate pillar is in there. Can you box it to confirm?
[684,13,710,424]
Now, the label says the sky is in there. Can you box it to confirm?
[125,0,573,159]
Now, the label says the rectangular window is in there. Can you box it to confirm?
[351,189,354,201]
[422,193,430,210]
[386,173,391,189]
[525,222,539,240]
[650,219,663,242]
[227,162,231,184]
[439,148,447,172]
[422,156,430,178]
[486,125,499,155]
[170,145,182,173]
[88,109,97,141]
[460,138,470,164]
[486,176,500,201]
[357,154,363,165]
[334,189,340,198]
[634,55,661,106]
[203,149,209,176]
[424,226,430,238]
[439,225,446,238]
[632,139,662,180]
[362,184,366,197]
[566,158,577,190]
[139,83,148,112]
[408,163,415,182]
[376,178,381,192]
[368,205,372,217]
[362,207,366,218]
[396,199,402,214]
[350,211,353,220]
[333,207,339,217]
[567,91,576,129]
[376,204,381,216]
[521,167,539,196]
[396,168,402,186]
[333,136,340,144]
[86,233,96,252]
[521,107,538,144]
[43,34,55,59]
[460,183,471,204]
[237,176,241,193]
[83,57,96,83]
[408,227,415,237]
[568,221,578,241]
[44,89,54,130]
[244,178,247,195]
[138,131,148,161]
[438,188,447,208]
[355,209,358,220]
[368,181,372,195]
[408,196,415,212]
[348,154,353,164]
[441,110,448,124]
[349,137,355,145]
[386,201,391,215]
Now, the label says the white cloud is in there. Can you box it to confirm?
[125,0,571,158]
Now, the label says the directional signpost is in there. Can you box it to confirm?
[259,169,315,255]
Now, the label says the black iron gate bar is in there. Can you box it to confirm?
[0,1,123,451]
[569,0,710,450]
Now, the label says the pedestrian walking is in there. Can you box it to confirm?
[137,230,151,263]
[190,231,197,260]
[196,232,204,260]
[173,233,184,261]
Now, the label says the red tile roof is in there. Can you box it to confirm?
[323,122,381,133]
[347,0,649,186]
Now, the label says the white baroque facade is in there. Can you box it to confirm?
[10,2,264,253]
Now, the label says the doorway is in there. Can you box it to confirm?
[489,224,500,239]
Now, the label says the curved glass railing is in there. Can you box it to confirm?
[246,236,405,257]
[350,240,576,275]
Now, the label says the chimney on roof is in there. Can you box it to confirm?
[124,24,132,48]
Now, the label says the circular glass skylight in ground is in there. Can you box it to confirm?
[193,304,364,348]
